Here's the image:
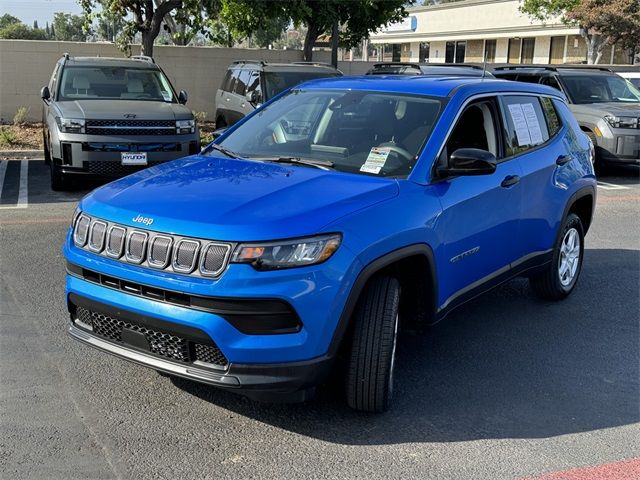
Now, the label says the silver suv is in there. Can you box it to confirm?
[493,66,640,172]
[214,60,342,128]
[41,54,200,190]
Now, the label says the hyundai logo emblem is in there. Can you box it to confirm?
[124,113,137,118]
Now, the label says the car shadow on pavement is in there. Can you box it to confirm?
[172,249,639,446]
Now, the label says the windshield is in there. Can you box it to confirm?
[263,71,341,100]
[216,89,443,178]
[562,74,640,104]
[58,66,176,102]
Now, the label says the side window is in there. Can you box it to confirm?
[245,71,262,101]
[234,69,251,96]
[221,70,233,92]
[443,98,500,162]
[540,75,562,91]
[540,97,562,137]
[500,95,550,157]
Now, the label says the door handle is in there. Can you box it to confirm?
[556,154,572,166]
[501,175,520,188]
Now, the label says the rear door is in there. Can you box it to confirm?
[502,95,574,257]
[434,97,524,308]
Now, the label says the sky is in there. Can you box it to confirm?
[0,0,84,26]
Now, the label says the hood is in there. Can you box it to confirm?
[56,100,193,120]
[571,102,640,116]
[80,155,399,241]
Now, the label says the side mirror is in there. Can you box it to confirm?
[439,148,497,177]
[211,127,227,140]
[245,90,260,105]
[41,86,50,101]
[178,90,188,104]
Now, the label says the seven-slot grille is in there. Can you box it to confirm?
[75,305,229,368]
[73,214,232,278]
[85,119,176,136]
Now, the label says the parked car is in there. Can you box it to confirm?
[214,60,342,128]
[65,75,596,412]
[493,66,640,171]
[41,54,200,190]
[366,62,494,77]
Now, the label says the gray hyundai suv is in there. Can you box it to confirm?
[41,54,200,190]
[493,66,640,172]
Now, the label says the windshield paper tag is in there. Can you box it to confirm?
[361,147,390,174]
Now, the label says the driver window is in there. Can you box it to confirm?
[443,99,499,163]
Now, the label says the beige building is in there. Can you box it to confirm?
[368,0,634,65]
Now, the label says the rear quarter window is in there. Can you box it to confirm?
[500,95,550,157]
[540,97,562,136]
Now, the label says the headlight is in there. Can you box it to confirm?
[56,117,85,133]
[176,119,195,134]
[231,234,342,270]
[604,115,639,129]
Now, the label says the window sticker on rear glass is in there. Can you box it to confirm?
[508,103,544,146]
[360,147,390,174]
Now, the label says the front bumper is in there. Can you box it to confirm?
[596,127,640,164]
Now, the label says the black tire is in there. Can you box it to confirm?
[529,213,584,301]
[215,115,227,129]
[43,132,51,165]
[346,276,400,413]
[50,162,71,191]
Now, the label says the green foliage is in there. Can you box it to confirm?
[0,22,47,40]
[95,7,125,41]
[0,14,20,29]
[519,0,580,22]
[52,12,89,42]
[0,127,17,147]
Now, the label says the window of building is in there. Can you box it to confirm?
[549,36,566,64]
[419,42,430,63]
[455,41,466,63]
[520,38,535,64]
[383,44,402,62]
[508,38,521,63]
[484,40,497,63]
[445,42,455,63]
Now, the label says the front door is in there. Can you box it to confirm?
[433,98,523,309]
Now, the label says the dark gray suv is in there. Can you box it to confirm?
[41,55,200,190]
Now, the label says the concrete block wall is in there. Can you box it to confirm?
[0,40,356,123]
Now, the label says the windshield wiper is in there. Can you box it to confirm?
[205,143,240,159]
[257,156,335,170]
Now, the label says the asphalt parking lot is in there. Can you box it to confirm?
[1,159,638,480]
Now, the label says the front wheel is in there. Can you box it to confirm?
[346,276,400,413]
[529,213,584,300]
[50,163,71,191]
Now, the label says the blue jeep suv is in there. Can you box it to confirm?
[64,76,596,412]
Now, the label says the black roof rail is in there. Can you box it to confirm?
[231,60,267,66]
[493,64,613,73]
[291,61,334,67]
[372,62,420,67]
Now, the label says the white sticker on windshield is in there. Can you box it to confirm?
[521,103,544,145]
[507,103,532,146]
[360,147,390,174]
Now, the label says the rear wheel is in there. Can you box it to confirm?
[529,213,584,300]
[346,276,400,413]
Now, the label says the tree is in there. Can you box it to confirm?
[45,21,50,38]
[222,0,412,61]
[33,20,38,30]
[0,14,21,29]
[0,22,47,40]
[520,0,640,64]
[80,0,221,57]
[53,12,89,42]
[95,6,125,41]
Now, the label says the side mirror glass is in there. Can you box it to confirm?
[178,90,188,104]
[439,148,497,177]
[41,86,51,100]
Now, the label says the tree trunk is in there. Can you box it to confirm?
[581,30,606,65]
[303,23,320,61]
[141,30,154,57]
[330,20,338,68]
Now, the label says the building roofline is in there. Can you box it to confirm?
[407,0,517,14]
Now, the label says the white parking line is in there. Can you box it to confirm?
[17,160,28,208]
[597,181,630,191]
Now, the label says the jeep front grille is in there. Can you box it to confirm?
[73,214,232,278]
[85,119,176,136]
[75,305,228,368]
